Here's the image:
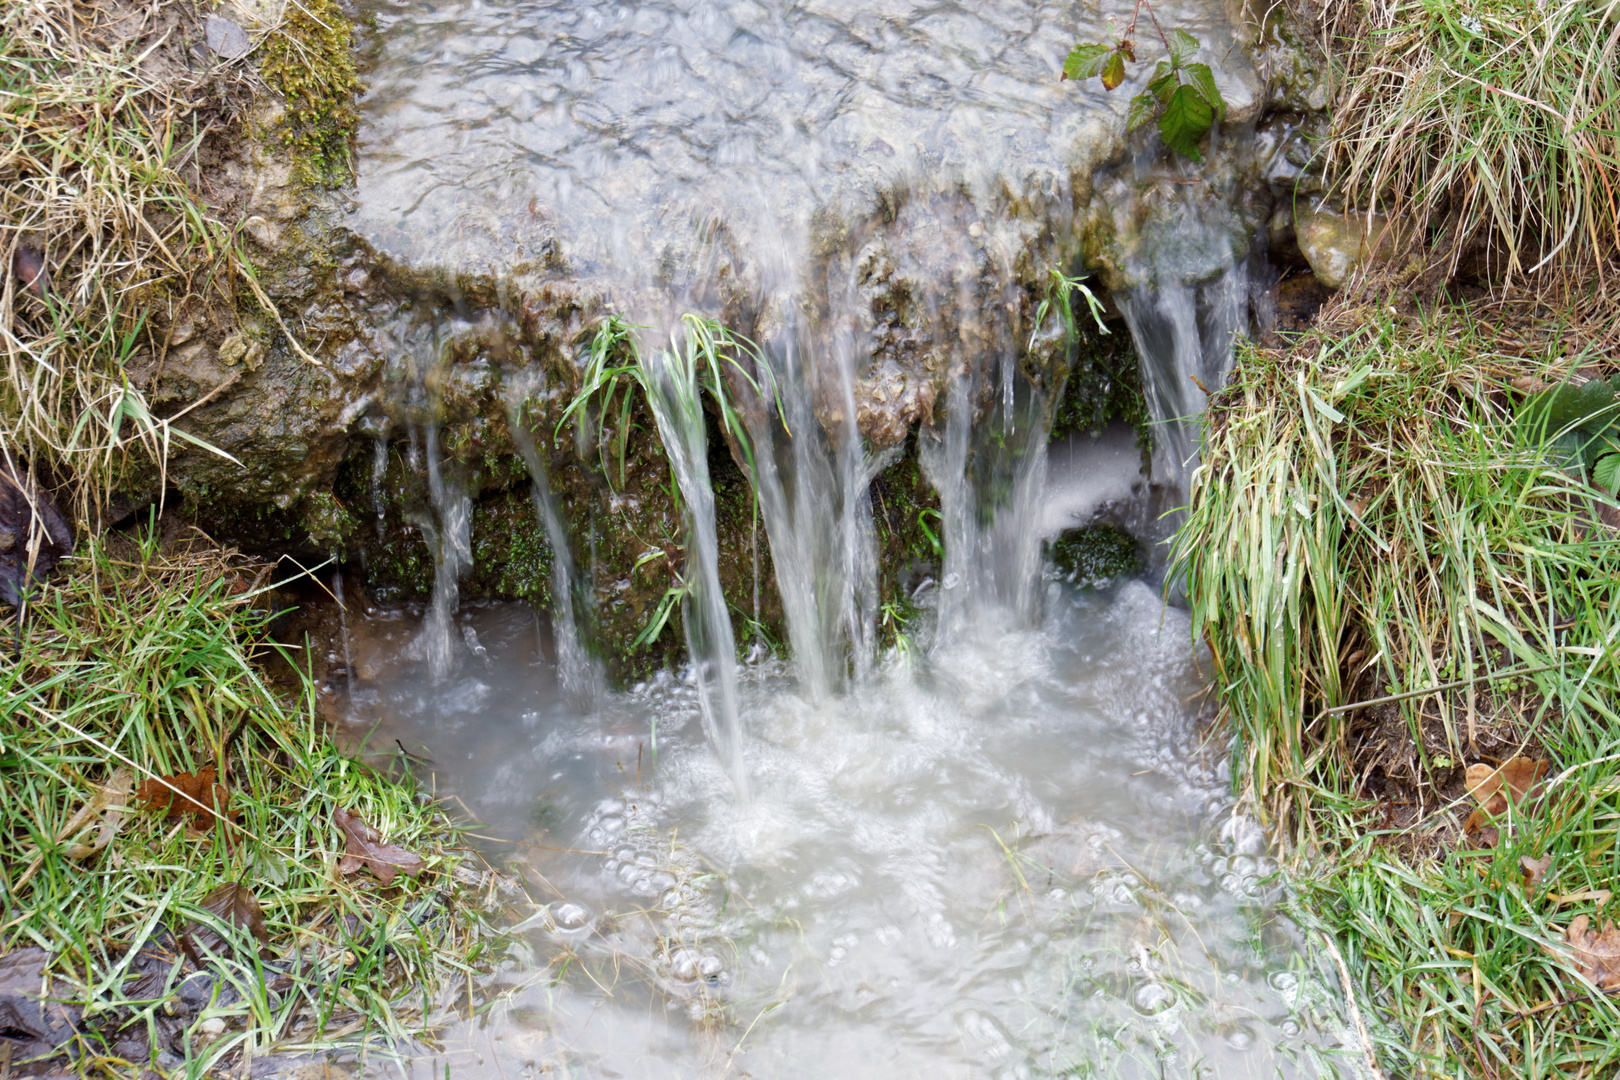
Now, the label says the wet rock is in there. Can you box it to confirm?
[1294,206,1392,288]
[0,463,72,605]
[218,332,266,372]
[244,214,281,250]
[0,948,81,1064]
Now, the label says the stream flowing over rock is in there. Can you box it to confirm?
[142,0,1330,673]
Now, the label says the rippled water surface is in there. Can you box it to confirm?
[352,0,1256,284]
[333,581,1357,1078]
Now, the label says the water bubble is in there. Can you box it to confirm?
[544,901,595,938]
[1267,970,1300,1006]
[1280,1019,1302,1037]
[1133,982,1175,1015]
[670,948,699,981]
[942,573,961,590]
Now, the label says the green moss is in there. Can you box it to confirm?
[257,0,363,187]
[301,488,359,553]
[1047,525,1143,585]
[469,488,552,603]
[1050,317,1148,444]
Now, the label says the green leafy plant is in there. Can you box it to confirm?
[558,315,778,648]
[1063,7,1226,162]
[1515,376,1620,496]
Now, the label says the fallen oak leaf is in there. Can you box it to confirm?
[1463,757,1548,848]
[136,766,234,830]
[1466,757,1549,806]
[1559,915,1620,988]
[333,807,424,885]
[180,881,271,966]
[1521,853,1552,898]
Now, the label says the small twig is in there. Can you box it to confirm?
[1505,985,1620,1028]
[1321,662,1561,716]
[395,739,435,765]
[1319,929,1389,1080]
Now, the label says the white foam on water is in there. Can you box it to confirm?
[339,582,1358,1079]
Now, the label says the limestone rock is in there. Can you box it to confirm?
[1294,206,1392,288]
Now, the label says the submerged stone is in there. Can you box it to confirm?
[1294,205,1393,288]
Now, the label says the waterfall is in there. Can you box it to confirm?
[743,311,883,699]
[638,323,749,798]
[416,419,472,682]
[923,362,1053,643]
[1117,267,1249,493]
[506,377,599,707]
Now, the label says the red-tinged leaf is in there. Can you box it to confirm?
[334,807,425,885]
[1100,51,1126,91]
[1063,42,1112,82]
[1119,41,1136,62]
[136,767,234,830]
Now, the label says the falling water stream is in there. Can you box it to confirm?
[329,0,1361,1073]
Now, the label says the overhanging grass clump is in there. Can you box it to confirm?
[0,0,262,524]
[1,531,495,1073]
[1327,0,1620,281]
[1176,308,1620,1074]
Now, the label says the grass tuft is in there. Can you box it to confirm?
[1326,0,1620,283]
[1176,303,1620,1073]
[0,527,496,1073]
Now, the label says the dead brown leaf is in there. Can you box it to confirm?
[334,807,424,885]
[61,766,133,859]
[1521,853,1552,897]
[135,766,234,830]
[1561,915,1620,988]
[180,881,270,964]
[1462,757,1548,848]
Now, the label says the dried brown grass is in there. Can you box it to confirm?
[0,0,289,531]
[1312,0,1620,289]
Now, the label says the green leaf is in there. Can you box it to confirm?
[1592,451,1620,495]
[1126,92,1157,131]
[1168,29,1201,67]
[1147,62,1177,103]
[1158,83,1214,161]
[1184,62,1227,122]
[1101,50,1126,91]
[1063,43,1113,81]
[1517,378,1620,442]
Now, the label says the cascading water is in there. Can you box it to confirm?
[506,376,599,706]
[638,323,751,796]
[743,308,885,698]
[325,0,1361,1073]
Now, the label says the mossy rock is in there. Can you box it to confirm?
[258,0,363,187]
[1047,525,1143,586]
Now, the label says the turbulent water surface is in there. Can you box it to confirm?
[336,0,1355,1074]
[333,576,1357,1078]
